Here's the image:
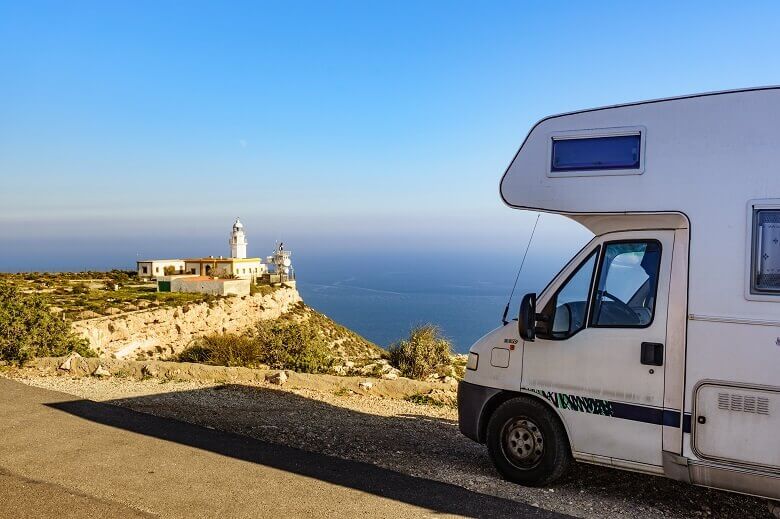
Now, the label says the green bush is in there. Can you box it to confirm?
[250,284,275,297]
[178,335,261,367]
[71,283,89,294]
[254,319,333,373]
[388,324,452,380]
[0,284,95,365]
[178,319,333,373]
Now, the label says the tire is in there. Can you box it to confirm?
[486,396,572,487]
[769,500,780,519]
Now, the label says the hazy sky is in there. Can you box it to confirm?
[2,1,780,270]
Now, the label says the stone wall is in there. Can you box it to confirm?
[72,288,301,359]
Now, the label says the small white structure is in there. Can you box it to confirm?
[136,259,185,280]
[161,276,250,297]
[173,276,250,297]
[458,88,780,504]
[267,242,294,281]
[229,218,248,259]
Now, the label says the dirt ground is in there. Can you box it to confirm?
[2,362,771,519]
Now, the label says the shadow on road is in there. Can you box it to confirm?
[46,388,566,519]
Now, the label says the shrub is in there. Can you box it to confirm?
[250,284,274,297]
[0,283,95,365]
[178,319,333,374]
[178,335,261,367]
[254,319,333,373]
[388,324,452,380]
[71,283,89,294]
[108,270,132,283]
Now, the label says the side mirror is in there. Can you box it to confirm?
[518,293,537,342]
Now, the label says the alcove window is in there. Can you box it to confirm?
[752,209,780,294]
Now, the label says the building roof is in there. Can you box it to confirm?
[183,257,262,263]
[172,276,246,284]
[137,259,184,263]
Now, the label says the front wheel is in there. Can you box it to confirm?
[486,397,572,486]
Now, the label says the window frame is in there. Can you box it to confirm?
[588,239,663,330]
[536,246,601,341]
[547,126,646,178]
[746,199,780,301]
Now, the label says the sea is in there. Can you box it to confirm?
[294,251,571,353]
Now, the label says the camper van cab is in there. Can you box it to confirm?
[458,88,780,506]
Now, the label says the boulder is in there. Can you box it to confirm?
[266,371,288,385]
[58,352,82,372]
[358,381,373,391]
[93,365,111,377]
[381,372,398,380]
[141,364,159,378]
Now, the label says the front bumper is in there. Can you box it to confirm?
[457,380,502,443]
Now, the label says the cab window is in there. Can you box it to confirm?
[591,241,661,327]
[538,249,599,340]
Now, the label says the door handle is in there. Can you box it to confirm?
[640,342,664,366]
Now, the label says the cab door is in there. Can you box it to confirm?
[522,230,674,467]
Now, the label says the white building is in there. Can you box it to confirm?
[183,256,266,281]
[137,219,267,282]
[136,259,185,280]
[164,276,250,297]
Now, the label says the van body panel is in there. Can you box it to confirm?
[523,229,675,466]
[693,382,780,470]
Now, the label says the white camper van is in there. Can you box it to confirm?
[458,87,780,506]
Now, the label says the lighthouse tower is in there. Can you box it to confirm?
[229,218,248,259]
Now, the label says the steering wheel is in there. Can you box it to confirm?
[596,289,639,323]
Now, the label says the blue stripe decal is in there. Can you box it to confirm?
[528,388,684,428]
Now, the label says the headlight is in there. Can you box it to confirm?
[466,352,479,371]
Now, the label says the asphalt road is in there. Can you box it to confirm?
[0,377,571,519]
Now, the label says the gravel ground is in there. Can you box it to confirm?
[5,371,770,519]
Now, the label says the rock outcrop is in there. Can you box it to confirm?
[72,288,301,359]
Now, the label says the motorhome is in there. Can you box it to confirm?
[457,87,780,509]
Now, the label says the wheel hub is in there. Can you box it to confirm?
[502,417,544,468]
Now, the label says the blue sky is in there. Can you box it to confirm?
[2,1,780,271]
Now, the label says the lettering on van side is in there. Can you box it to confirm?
[527,388,684,428]
[529,389,614,417]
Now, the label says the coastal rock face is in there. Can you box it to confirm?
[72,288,302,359]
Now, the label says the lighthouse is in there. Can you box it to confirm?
[229,218,248,259]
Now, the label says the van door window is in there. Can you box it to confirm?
[591,241,661,327]
[537,249,599,340]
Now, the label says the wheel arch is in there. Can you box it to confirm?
[479,389,573,446]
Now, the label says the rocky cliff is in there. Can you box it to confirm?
[73,287,302,359]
